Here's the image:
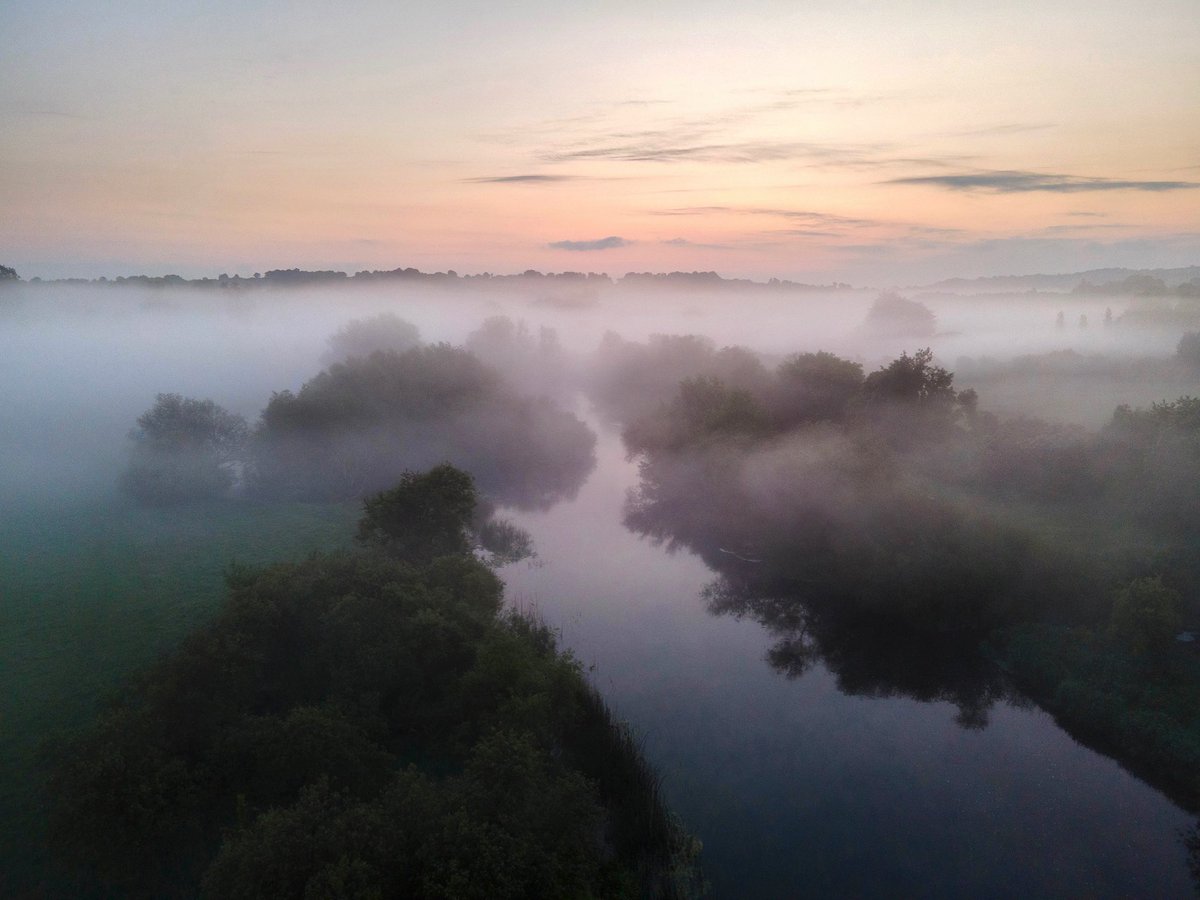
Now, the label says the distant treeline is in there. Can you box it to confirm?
[10,265,851,293]
[925,265,1200,293]
[1074,272,1200,298]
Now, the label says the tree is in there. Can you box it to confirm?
[861,292,936,338]
[770,351,863,426]
[323,313,421,364]
[0,264,17,281]
[356,464,533,566]
[252,345,595,509]
[857,349,973,443]
[120,394,249,504]
[861,348,957,405]
[623,375,767,455]
[357,464,478,563]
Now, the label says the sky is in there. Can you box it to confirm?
[2,0,1198,284]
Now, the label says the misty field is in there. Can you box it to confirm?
[0,497,358,894]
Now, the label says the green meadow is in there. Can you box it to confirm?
[0,496,358,893]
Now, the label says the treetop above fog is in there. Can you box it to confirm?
[120,394,249,504]
[323,312,421,364]
[861,292,937,338]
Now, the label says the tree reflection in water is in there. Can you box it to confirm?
[701,574,1011,729]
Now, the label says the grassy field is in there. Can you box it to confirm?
[0,495,358,895]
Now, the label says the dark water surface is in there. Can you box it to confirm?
[500,417,1194,899]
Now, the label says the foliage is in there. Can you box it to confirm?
[624,376,769,455]
[356,464,479,563]
[1108,576,1184,656]
[0,264,18,281]
[1103,397,1200,535]
[43,469,698,898]
[475,517,537,567]
[618,341,1200,766]
[200,733,609,900]
[768,351,863,428]
[996,623,1200,809]
[356,464,533,567]
[120,394,249,504]
[252,345,595,509]
[323,312,421,364]
[588,332,770,425]
[856,348,974,442]
[861,292,937,338]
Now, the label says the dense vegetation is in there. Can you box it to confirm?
[44,466,700,898]
[995,617,1200,807]
[120,324,596,510]
[601,336,1200,792]
[254,344,594,508]
[322,312,422,365]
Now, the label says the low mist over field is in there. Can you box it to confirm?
[3,265,1198,508]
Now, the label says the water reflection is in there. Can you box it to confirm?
[497,416,1195,898]
[702,575,1010,729]
[622,446,1012,729]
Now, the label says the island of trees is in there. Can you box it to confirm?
[44,465,703,899]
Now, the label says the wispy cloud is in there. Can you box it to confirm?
[661,237,740,250]
[544,140,878,164]
[885,169,1200,193]
[762,229,842,238]
[653,206,973,247]
[1037,222,1129,234]
[0,105,93,120]
[939,123,1055,138]
[652,206,881,228]
[464,174,583,184]
[547,236,630,251]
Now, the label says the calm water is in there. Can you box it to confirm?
[501,415,1195,899]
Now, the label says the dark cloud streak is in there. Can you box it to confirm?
[886,170,1200,193]
[465,174,583,184]
[547,236,630,251]
[652,206,880,228]
[543,139,883,166]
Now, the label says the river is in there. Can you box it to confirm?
[500,413,1194,898]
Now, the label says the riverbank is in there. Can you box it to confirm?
[993,624,1200,812]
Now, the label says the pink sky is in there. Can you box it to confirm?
[3,0,1198,284]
